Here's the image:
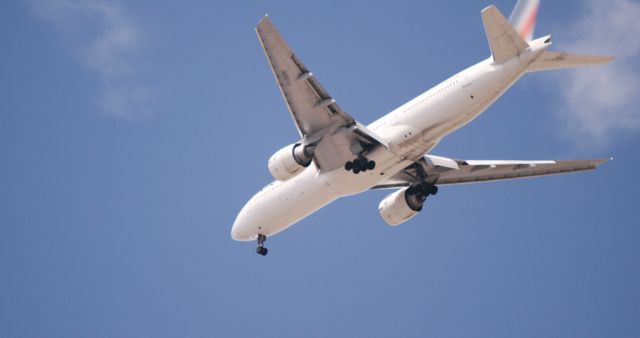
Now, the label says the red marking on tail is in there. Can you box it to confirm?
[520,7,538,40]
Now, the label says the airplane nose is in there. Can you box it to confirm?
[231,210,254,241]
[231,218,244,241]
[231,228,239,240]
[231,221,244,241]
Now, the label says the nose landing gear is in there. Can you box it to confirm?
[256,234,268,256]
[345,156,376,174]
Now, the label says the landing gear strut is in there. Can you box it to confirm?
[345,156,376,174]
[256,234,268,256]
[405,161,439,200]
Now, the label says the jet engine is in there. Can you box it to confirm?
[378,188,425,226]
[268,143,313,181]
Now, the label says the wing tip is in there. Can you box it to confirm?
[595,157,613,166]
[593,55,615,64]
[482,4,497,13]
[257,14,271,27]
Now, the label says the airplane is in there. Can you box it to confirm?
[232,0,613,256]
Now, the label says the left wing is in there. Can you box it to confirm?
[374,155,610,189]
[256,16,389,171]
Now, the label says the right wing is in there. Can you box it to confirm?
[374,155,610,189]
[255,16,353,137]
[256,16,391,171]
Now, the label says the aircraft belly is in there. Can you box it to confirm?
[398,60,526,149]
[246,168,335,237]
[239,148,413,239]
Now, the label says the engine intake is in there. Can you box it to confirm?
[378,188,424,226]
[268,143,313,181]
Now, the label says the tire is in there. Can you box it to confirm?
[354,159,362,169]
[367,160,376,170]
[345,161,353,171]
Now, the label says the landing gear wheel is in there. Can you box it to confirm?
[346,156,374,174]
[345,161,353,171]
[256,234,268,256]
[409,183,439,199]
[367,160,376,170]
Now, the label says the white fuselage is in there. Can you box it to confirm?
[232,42,548,241]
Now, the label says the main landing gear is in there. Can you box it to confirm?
[404,161,438,202]
[256,234,268,256]
[407,182,439,200]
[345,156,376,174]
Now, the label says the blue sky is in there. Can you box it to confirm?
[1,0,639,337]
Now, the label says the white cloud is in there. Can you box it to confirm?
[28,0,152,120]
[554,0,640,148]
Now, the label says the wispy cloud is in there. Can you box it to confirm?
[28,0,152,120]
[554,0,640,148]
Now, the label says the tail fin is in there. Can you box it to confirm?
[482,5,529,64]
[509,0,540,41]
[527,51,614,72]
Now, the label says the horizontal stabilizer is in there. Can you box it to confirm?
[527,51,614,72]
[482,5,529,64]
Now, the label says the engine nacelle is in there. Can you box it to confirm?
[378,188,424,226]
[268,143,313,181]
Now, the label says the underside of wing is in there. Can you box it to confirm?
[256,17,391,171]
[256,16,352,137]
[374,155,610,189]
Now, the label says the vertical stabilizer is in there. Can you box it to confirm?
[509,0,540,41]
[482,5,529,64]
